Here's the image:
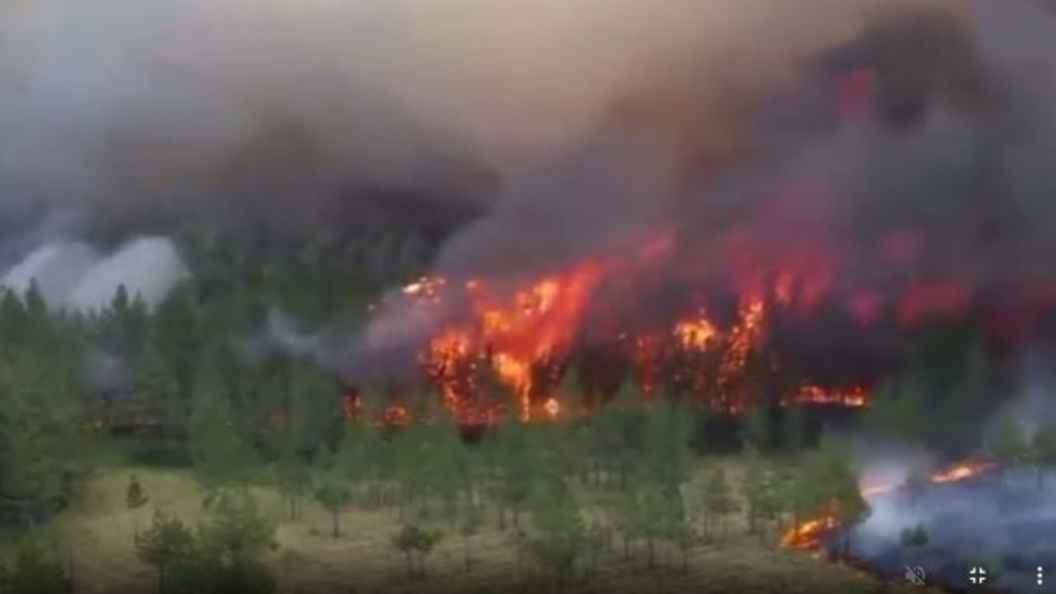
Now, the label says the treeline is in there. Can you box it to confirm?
[0,229,1033,593]
[5,392,872,594]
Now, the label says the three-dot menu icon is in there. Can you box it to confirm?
[1038,566,1044,587]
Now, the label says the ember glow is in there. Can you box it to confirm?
[780,458,999,550]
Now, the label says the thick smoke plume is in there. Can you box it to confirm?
[0,0,911,231]
[5,0,1056,370]
[354,0,1056,368]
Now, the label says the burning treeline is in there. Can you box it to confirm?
[357,231,1030,427]
[344,1,1056,427]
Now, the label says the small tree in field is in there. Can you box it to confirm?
[702,468,737,543]
[811,434,871,559]
[196,490,278,571]
[1,539,70,594]
[524,480,587,584]
[458,507,484,572]
[740,445,768,536]
[127,474,150,538]
[392,525,443,579]
[127,474,149,509]
[900,523,929,548]
[135,510,195,594]
[311,450,351,538]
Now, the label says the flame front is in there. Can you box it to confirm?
[393,240,882,423]
[416,261,608,423]
[780,459,998,550]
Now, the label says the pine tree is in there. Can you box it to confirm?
[900,523,929,548]
[458,506,484,572]
[135,510,196,594]
[740,445,779,540]
[862,373,928,445]
[196,490,278,572]
[392,525,443,579]
[188,354,258,503]
[3,539,70,594]
[126,473,150,538]
[524,480,586,583]
[0,350,90,528]
[312,450,351,538]
[702,467,738,543]
[133,343,183,435]
[811,433,871,559]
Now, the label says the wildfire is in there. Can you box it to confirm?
[780,515,840,549]
[787,385,869,408]
[396,242,884,423]
[374,225,1052,425]
[543,397,561,419]
[780,458,999,550]
[673,314,719,350]
[417,262,608,423]
[931,460,999,484]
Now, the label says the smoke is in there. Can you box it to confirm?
[7,0,1056,381]
[0,0,899,232]
[0,235,189,313]
[848,473,1056,593]
[0,239,101,309]
[65,236,189,312]
[351,0,1051,357]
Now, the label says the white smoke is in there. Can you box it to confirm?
[0,235,189,313]
[0,239,100,308]
[65,236,189,313]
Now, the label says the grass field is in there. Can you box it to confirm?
[1,460,943,594]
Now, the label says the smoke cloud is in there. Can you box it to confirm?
[0,236,189,312]
[0,0,899,231]
[6,0,1056,374]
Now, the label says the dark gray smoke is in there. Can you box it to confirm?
[350,0,1056,365]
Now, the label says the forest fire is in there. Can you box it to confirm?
[780,458,999,550]
[385,236,892,425]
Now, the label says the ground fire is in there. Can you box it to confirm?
[780,458,1000,550]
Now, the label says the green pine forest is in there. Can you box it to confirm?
[0,228,1051,594]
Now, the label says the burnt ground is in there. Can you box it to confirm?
[833,468,1056,594]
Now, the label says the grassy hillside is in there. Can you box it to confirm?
[0,462,944,594]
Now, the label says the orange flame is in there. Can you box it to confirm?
[418,262,608,422]
[781,458,998,550]
[387,232,888,424]
[787,385,869,408]
[543,397,561,419]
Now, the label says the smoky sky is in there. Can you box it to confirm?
[3,0,1056,295]
[0,0,892,234]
